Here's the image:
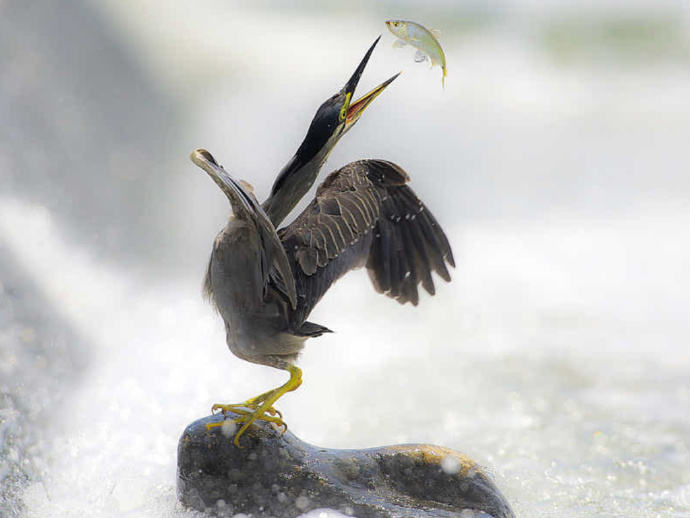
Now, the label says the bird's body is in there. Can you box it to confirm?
[208,221,304,367]
[193,37,454,445]
[197,154,453,369]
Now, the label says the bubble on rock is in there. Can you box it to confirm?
[220,420,237,438]
[295,495,310,510]
[441,454,462,475]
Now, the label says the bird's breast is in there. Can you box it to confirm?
[208,224,300,365]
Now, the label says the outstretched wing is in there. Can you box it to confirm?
[191,149,298,311]
[278,159,454,328]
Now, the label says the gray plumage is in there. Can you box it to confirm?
[196,152,454,370]
[193,37,453,445]
[281,159,454,332]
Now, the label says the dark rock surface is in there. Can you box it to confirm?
[178,413,515,518]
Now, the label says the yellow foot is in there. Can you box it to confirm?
[211,402,283,420]
[205,365,302,447]
[206,408,286,432]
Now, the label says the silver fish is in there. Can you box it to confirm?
[386,20,446,88]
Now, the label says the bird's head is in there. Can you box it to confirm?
[265,36,399,226]
[293,35,400,164]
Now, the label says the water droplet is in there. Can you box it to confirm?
[441,454,462,475]
[295,495,310,510]
[220,420,237,438]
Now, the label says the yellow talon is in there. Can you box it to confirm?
[205,365,302,446]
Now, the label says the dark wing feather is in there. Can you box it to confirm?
[193,149,298,310]
[202,250,215,308]
[279,161,379,327]
[368,166,455,305]
[278,159,455,329]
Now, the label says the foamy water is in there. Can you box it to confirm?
[2,195,689,518]
[3,2,690,517]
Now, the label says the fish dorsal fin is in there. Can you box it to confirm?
[430,28,442,39]
[414,50,429,63]
[392,39,408,48]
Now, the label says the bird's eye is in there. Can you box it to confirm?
[339,92,352,122]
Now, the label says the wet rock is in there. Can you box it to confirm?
[177,413,515,518]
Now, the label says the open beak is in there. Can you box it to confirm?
[345,72,400,127]
[342,36,401,131]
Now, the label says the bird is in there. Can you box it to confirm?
[191,37,455,446]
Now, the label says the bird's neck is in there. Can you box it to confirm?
[262,146,332,227]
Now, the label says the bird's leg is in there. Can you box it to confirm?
[206,365,302,446]
[212,387,283,419]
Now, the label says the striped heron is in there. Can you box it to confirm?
[192,37,454,446]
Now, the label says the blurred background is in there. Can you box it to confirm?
[1,0,689,517]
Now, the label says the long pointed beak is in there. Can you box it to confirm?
[345,72,400,128]
[343,35,381,96]
[341,36,400,132]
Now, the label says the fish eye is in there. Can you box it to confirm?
[393,22,400,27]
